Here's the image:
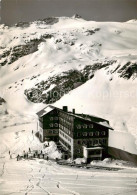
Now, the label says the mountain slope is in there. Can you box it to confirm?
[0,17,137,154]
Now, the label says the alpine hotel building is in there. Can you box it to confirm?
[37,105,113,162]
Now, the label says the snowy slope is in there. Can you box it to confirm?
[0,17,137,155]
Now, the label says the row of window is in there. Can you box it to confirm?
[88,150,101,155]
[49,123,59,128]
[60,118,73,130]
[60,113,73,122]
[59,130,71,143]
[77,131,106,137]
[76,124,93,129]
[50,110,59,115]
[50,117,59,121]
[59,124,71,135]
[77,138,107,145]
[75,148,102,155]
[59,137,71,150]
[46,129,58,134]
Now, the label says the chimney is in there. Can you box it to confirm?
[63,106,68,112]
[72,109,75,114]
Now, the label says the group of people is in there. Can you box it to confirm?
[16,149,49,161]
[9,130,50,161]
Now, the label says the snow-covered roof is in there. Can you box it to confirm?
[36,105,56,117]
[68,112,113,130]
[37,105,112,129]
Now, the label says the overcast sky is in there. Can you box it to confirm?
[1,0,137,25]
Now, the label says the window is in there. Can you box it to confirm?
[76,125,81,129]
[89,132,93,136]
[54,123,58,127]
[82,141,86,145]
[94,150,101,155]
[99,139,102,144]
[55,117,58,120]
[83,132,88,136]
[101,131,106,136]
[89,124,93,128]
[83,124,88,128]
[95,131,99,136]
[49,123,54,128]
[77,132,81,137]
[50,117,53,121]
[93,139,99,145]
[53,130,57,134]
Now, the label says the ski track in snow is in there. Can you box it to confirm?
[0,124,137,194]
[0,156,137,195]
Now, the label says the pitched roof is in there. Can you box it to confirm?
[36,105,56,117]
[67,112,113,130]
[74,113,113,129]
[36,105,113,129]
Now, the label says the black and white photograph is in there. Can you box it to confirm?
[0,0,137,194]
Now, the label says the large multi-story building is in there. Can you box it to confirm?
[37,105,113,162]
[37,105,59,142]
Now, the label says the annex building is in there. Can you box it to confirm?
[37,105,113,162]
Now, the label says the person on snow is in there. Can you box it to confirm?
[17,154,20,161]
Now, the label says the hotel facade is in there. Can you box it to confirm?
[37,105,113,162]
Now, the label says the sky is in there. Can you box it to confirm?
[1,0,137,25]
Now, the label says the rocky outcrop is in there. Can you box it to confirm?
[118,62,137,79]
[0,34,53,66]
[24,60,115,104]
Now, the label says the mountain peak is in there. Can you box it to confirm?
[72,14,82,19]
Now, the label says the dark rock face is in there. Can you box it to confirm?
[15,22,30,28]
[24,60,115,104]
[0,97,6,105]
[0,34,53,67]
[41,17,59,25]
[73,14,82,19]
[14,17,59,27]
[118,62,137,79]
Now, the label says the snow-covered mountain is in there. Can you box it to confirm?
[0,16,137,154]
